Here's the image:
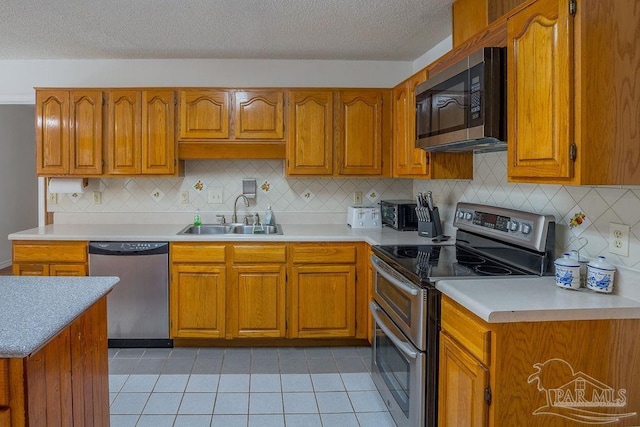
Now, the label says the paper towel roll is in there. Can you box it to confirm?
[48,178,88,194]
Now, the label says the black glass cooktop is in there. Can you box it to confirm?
[373,244,531,284]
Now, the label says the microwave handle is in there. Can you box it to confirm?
[370,302,418,360]
[370,255,419,296]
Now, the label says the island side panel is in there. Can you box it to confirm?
[493,319,640,426]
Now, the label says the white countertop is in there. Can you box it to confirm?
[8,223,446,246]
[436,276,640,323]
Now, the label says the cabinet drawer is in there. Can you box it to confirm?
[13,241,87,263]
[171,243,226,263]
[291,244,358,264]
[441,297,491,365]
[0,359,8,406]
[232,244,287,263]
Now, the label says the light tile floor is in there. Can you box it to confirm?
[109,346,396,427]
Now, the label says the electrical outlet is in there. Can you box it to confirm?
[609,223,630,257]
[208,187,224,204]
[48,192,57,205]
[353,191,363,205]
[93,191,102,205]
[180,190,189,204]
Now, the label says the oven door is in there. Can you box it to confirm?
[371,255,427,350]
[371,301,426,427]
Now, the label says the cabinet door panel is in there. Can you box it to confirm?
[36,90,69,175]
[439,333,489,427]
[69,90,103,175]
[50,264,87,276]
[170,264,225,338]
[290,265,356,338]
[393,73,428,177]
[337,91,384,175]
[107,90,142,174]
[287,91,333,175]
[507,0,573,180]
[230,265,286,338]
[142,90,175,174]
[234,91,284,139]
[179,90,230,139]
[13,263,49,276]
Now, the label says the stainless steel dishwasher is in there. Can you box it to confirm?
[88,241,172,348]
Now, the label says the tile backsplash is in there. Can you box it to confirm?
[50,159,413,223]
[415,152,640,270]
[50,153,640,270]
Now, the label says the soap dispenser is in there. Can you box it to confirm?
[194,210,202,226]
[265,206,275,226]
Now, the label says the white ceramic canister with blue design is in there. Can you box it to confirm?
[587,256,616,293]
[554,253,581,290]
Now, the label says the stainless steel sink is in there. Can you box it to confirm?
[177,224,282,236]
[231,225,282,235]
[177,224,235,235]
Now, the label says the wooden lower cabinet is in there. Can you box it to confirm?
[440,295,640,426]
[12,241,88,276]
[229,244,287,338]
[1,297,108,427]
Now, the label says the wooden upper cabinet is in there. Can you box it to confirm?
[234,90,284,139]
[106,90,142,175]
[452,0,527,48]
[36,90,69,175]
[179,90,230,139]
[36,90,102,176]
[141,90,176,175]
[507,0,573,180]
[336,90,388,176]
[287,90,334,176]
[393,71,428,177]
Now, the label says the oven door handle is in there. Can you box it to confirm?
[370,255,419,296]
[370,302,419,360]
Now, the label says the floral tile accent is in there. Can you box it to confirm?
[193,180,204,192]
[366,189,380,203]
[300,189,315,203]
[151,188,165,202]
[260,180,271,193]
[563,205,590,236]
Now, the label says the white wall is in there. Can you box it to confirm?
[0,105,37,267]
[0,58,412,104]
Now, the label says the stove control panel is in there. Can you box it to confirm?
[456,208,533,237]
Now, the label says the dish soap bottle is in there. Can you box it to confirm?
[265,205,275,226]
[194,210,202,226]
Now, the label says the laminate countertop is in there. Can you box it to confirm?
[8,223,444,246]
[0,276,119,358]
[436,276,640,323]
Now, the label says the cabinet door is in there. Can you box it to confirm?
[170,264,226,338]
[179,90,230,139]
[290,264,356,338]
[106,90,142,175]
[336,90,385,176]
[36,90,70,175]
[438,333,490,427]
[229,264,286,338]
[69,90,103,175]
[287,90,334,176]
[50,264,87,276]
[234,91,284,139]
[141,90,175,175]
[393,74,429,177]
[507,0,573,181]
[13,263,49,276]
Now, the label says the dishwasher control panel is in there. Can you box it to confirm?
[88,241,169,255]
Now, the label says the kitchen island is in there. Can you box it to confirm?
[0,276,118,426]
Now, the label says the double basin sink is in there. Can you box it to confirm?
[178,223,283,236]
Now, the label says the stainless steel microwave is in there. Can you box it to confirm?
[415,47,506,153]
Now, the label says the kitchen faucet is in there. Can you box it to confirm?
[232,194,250,224]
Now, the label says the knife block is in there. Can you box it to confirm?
[418,221,437,237]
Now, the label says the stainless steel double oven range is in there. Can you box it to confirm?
[370,202,555,426]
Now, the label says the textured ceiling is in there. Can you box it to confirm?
[0,0,453,61]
